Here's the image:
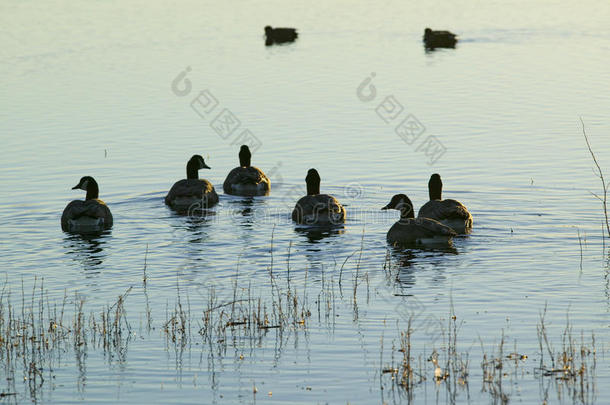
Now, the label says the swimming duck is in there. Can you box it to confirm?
[61,176,113,233]
[382,194,455,246]
[223,145,270,196]
[417,174,472,233]
[423,28,457,49]
[165,155,219,211]
[292,169,346,225]
[265,25,298,45]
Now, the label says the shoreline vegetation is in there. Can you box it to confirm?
[0,244,600,404]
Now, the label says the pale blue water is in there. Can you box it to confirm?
[1,0,610,403]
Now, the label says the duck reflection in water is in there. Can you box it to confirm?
[185,216,212,244]
[63,233,108,275]
[386,248,418,288]
[223,197,273,251]
[226,196,272,230]
[169,211,214,244]
[294,226,345,245]
[385,243,458,289]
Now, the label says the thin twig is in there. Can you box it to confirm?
[581,117,610,237]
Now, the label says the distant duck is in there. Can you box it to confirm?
[382,194,455,246]
[61,176,113,233]
[417,174,472,233]
[165,155,219,211]
[423,28,457,49]
[265,25,298,45]
[292,169,346,225]
[223,145,270,196]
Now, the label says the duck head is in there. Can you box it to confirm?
[382,193,414,219]
[428,173,443,200]
[72,176,99,200]
[264,26,273,36]
[186,155,210,179]
[239,145,252,167]
[305,168,321,195]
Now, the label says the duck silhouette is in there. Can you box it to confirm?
[423,28,457,49]
[265,26,298,45]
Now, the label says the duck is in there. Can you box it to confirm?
[417,174,472,234]
[165,155,219,211]
[265,25,298,45]
[382,194,455,246]
[292,169,346,225]
[423,28,457,49]
[223,145,270,196]
[61,176,113,233]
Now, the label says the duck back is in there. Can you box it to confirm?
[223,166,270,196]
[292,194,345,225]
[61,199,113,233]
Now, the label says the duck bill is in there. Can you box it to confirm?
[381,204,390,210]
[202,163,211,169]
[72,184,80,190]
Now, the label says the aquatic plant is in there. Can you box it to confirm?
[582,118,610,239]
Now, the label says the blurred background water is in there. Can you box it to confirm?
[1,0,610,403]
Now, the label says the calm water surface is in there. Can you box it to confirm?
[1,0,610,403]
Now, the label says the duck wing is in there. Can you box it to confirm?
[391,218,456,237]
[418,199,471,221]
[387,217,455,244]
[423,30,457,48]
[433,30,456,39]
[61,199,113,230]
[269,27,298,41]
[223,167,270,191]
[292,194,345,224]
[411,217,456,236]
[165,179,216,204]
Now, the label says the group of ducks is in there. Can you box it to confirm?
[264,26,458,49]
[61,145,472,246]
[62,27,461,243]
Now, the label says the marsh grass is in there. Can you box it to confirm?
[0,279,133,400]
[381,312,472,404]
[380,305,597,405]
[0,271,323,400]
[480,330,511,404]
[439,312,470,398]
[0,248,601,403]
[536,306,597,404]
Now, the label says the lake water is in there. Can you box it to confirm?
[2,0,610,403]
